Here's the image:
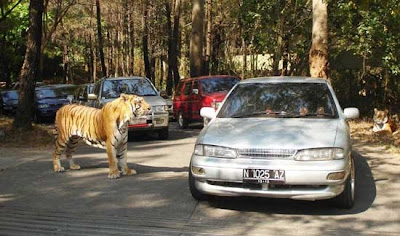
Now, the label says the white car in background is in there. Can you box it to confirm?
[189,76,360,208]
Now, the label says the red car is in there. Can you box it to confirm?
[173,75,240,128]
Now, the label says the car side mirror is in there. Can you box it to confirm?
[67,95,74,104]
[88,94,97,100]
[343,108,359,119]
[192,89,199,95]
[200,107,216,120]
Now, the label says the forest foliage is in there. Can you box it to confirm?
[0,0,400,117]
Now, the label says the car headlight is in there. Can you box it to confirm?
[38,104,49,109]
[152,105,165,112]
[294,148,344,161]
[194,144,237,159]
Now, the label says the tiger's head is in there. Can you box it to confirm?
[119,94,151,121]
[373,108,389,126]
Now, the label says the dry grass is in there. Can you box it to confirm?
[349,119,400,153]
[0,115,54,148]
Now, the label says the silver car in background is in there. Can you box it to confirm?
[89,77,169,139]
[189,76,360,208]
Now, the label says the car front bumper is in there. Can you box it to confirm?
[128,112,169,130]
[190,154,351,201]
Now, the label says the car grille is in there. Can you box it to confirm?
[237,149,297,160]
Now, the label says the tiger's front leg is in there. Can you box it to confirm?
[106,139,120,179]
[117,134,136,176]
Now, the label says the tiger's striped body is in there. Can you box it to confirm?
[52,94,151,179]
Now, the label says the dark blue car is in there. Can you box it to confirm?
[34,86,73,122]
[0,90,19,115]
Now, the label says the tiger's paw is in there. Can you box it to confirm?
[122,168,137,176]
[70,164,81,170]
[108,170,121,179]
[54,166,65,173]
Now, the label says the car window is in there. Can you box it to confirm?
[175,81,184,96]
[102,79,158,99]
[218,83,338,119]
[193,80,199,91]
[201,77,240,94]
[183,81,192,95]
[2,91,18,100]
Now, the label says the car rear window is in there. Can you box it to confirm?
[218,83,338,119]
[201,77,240,94]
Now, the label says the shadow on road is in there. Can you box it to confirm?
[204,151,376,216]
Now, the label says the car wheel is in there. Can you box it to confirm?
[189,166,208,201]
[158,128,169,140]
[334,157,355,209]
[178,112,188,129]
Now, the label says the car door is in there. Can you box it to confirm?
[191,79,202,120]
[182,80,193,119]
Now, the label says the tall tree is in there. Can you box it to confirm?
[190,0,204,77]
[309,0,328,79]
[13,0,44,130]
[204,0,212,75]
[142,0,151,80]
[171,0,181,89]
[96,0,106,78]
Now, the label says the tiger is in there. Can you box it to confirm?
[372,108,398,135]
[52,94,151,179]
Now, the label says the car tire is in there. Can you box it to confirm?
[334,157,355,209]
[178,112,188,129]
[189,166,208,201]
[158,127,169,140]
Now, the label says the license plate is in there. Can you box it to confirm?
[243,169,285,184]
[130,116,147,125]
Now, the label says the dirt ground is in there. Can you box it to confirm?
[0,115,399,153]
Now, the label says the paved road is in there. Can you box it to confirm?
[0,123,399,235]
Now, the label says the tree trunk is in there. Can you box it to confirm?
[309,0,329,79]
[190,0,204,77]
[62,38,69,84]
[13,0,44,130]
[129,4,135,75]
[96,0,106,78]
[142,0,151,79]
[204,0,212,75]
[172,0,181,89]
[166,2,174,95]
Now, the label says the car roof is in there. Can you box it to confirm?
[103,76,147,81]
[240,76,329,84]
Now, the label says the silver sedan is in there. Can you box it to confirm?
[189,76,360,209]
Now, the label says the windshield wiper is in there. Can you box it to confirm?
[303,113,335,118]
[231,111,267,118]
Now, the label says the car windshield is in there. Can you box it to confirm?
[35,89,65,99]
[201,77,240,94]
[2,91,18,100]
[218,83,338,119]
[102,79,158,99]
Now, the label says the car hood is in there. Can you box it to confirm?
[4,99,18,106]
[199,118,340,150]
[103,95,166,106]
[37,98,68,105]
